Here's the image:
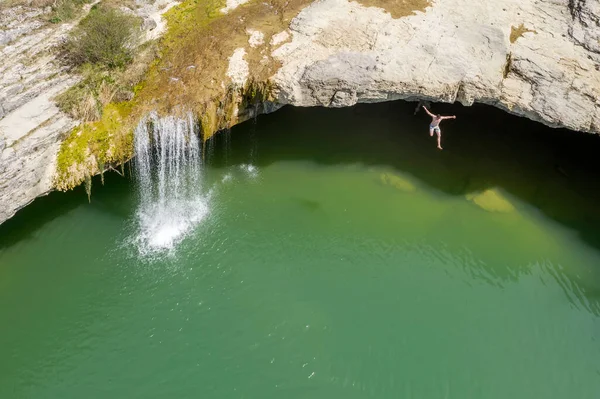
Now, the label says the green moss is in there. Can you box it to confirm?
[161,0,225,54]
[224,91,239,125]
[241,79,274,108]
[49,0,92,24]
[199,80,275,141]
[55,102,134,191]
[200,104,218,140]
[55,64,112,121]
[52,0,219,191]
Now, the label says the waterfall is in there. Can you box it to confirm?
[133,112,209,254]
[223,128,231,165]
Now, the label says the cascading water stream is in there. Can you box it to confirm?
[224,129,231,162]
[133,112,209,254]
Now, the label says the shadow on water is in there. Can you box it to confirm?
[2,99,600,314]
[0,170,132,251]
[3,100,600,257]
[209,101,600,252]
[208,100,600,315]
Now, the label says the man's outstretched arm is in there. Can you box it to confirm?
[441,115,457,120]
[422,106,435,117]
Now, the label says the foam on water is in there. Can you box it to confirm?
[133,112,209,255]
[240,163,259,179]
[134,196,209,253]
[222,173,233,183]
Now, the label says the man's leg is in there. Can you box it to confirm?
[436,129,443,150]
[429,127,434,137]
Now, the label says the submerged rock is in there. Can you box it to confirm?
[466,189,515,213]
[380,173,416,193]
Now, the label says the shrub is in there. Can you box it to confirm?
[56,64,111,121]
[61,5,141,69]
[47,0,92,23]
[56,41,157,121]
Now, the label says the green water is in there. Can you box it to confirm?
[2,103,600,398]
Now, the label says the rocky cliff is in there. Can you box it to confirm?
[272,0,600,132]
[0,0,176,223]
[0,0,599,225]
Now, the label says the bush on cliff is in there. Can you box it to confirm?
[61,5,141,69]
[49,0,93,24]
[57,4,149,121]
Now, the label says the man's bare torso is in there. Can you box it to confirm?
[430,115,442,127]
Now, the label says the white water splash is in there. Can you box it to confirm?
[239,163,259,179]
[221,173,233,183]
[133,112,209,255]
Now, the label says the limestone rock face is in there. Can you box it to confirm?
[569,0,600,54]
[0,6,79,224]
[272,0,600,133]
[0,1,177,224]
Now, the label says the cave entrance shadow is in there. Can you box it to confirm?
[210,100,600,253]
[0,170,132,252]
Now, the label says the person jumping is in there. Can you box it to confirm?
[422,105,456,150]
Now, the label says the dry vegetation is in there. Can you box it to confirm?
[510,23,536,43]
[136,0,315,127]
[60,5,141,68]
[56,4,148,121]
[48,0,92,23]
[0,0,55,7]
[354,0,429,19]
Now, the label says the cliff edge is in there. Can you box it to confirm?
[273,0,599,132]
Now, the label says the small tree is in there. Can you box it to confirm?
[62,5,141,69]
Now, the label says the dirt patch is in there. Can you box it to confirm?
[353,0,429,19]
[510,23,536,43]
[136,0,314,119]
[502,52,512,79]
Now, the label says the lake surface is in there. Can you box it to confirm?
[1,102,600,398]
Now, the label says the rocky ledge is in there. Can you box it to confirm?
[1,0,599,225]
[272,0,599,132]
